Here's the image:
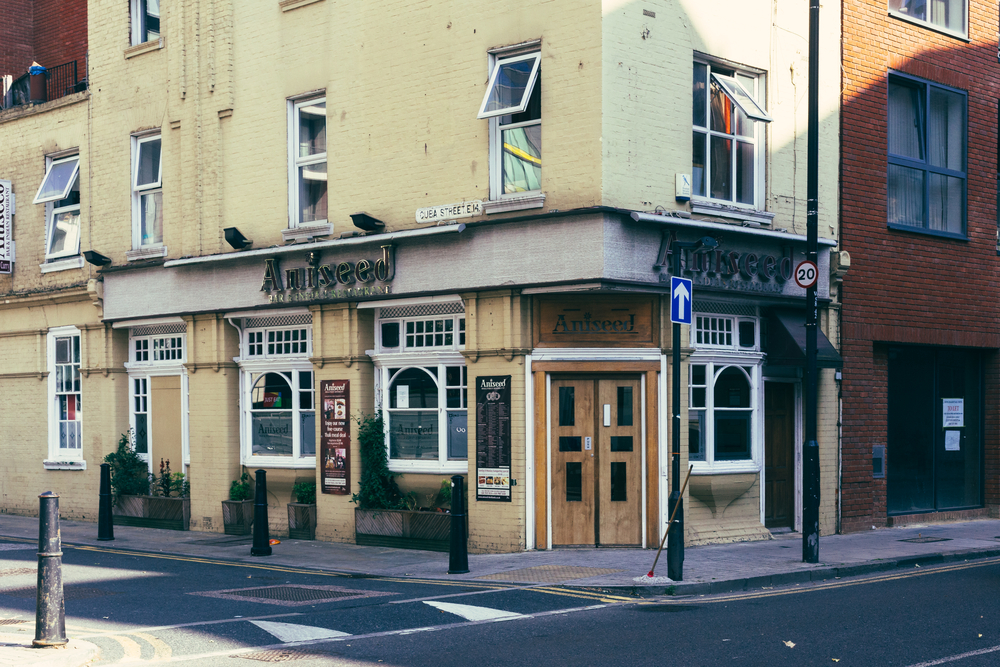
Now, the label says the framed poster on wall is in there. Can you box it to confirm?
[476,375,511,502]
[321,380,350,495]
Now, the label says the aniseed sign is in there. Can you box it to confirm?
[0,179,11,274]
[260,245,395,304]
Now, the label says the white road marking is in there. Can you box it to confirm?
[250,620,351,643]
[906,644,1000,666]
[111,635,142,662]
[134,632,172,660]
[423,601,524,621]
[75,612,303,638]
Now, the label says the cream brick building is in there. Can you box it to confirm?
[0,0,842,553]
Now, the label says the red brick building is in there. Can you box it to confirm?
[840,0,1000,531]
[1,0,87,107]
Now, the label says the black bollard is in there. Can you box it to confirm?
[97,463,114,541]
[34,492,67,647]
[447,475,469,574]
[250,469,271,557]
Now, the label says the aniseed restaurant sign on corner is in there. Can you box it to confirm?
[536,296,656,347]
[260,245,395,304]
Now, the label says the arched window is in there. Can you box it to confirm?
[247,370,315,460]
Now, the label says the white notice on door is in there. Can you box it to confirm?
[945,430,961,451]
[942,398,964,427]
[396,385,409,409]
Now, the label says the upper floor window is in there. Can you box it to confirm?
[288,96,327,228]
[694,314,758,352]
[479,51,541,200]
[132,133,163,249]
[131,0,161,45]
[887,73,966,237]
[34,155,81,262]
[692,59,770,208]
[889,0,966,37]
[378,314,465,353]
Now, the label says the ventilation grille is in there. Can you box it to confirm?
[380,302,464,319]
[244,314,313,329]
[692,301,757,317]
[132,323,187,336]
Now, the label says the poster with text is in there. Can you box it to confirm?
[321,380,350,495]
[476,375,511,502]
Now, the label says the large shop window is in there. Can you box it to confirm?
[239,315,316,467]
[887,74,966,238]
[478,49,542,201]
[288,96,328,228]
[692,59,770,208]
[688,310,762,473]
[888,346,982,514]
[373,301,468,473]
[46,327,83,467]
[34,154,82,263]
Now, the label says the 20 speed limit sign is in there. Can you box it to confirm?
[794,260,818,289]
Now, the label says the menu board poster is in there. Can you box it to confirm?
[320,380,350,495]
[476,375,512,502]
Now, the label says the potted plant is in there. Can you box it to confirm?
[106,434,190,531]
[287,479,317,540]
[222,472,254,535]
[352,412,454,552]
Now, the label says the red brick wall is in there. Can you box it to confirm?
[0,0,34,76]
[840,1,1000,530]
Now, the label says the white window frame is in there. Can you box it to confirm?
[45,326,85,468]
[238,325,316,468]
[692,57,769,210]
[287,95,328,229]
[888,0,967,39]
[35,155,82,262]
[131,0,161,46]
[693,314,760,352]
[131,132,164,250]
[484,49,542,202]
[687,355,763,474]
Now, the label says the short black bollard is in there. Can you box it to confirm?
[447,475,469,574]
[34,492,67,647]
[250,469,271,557]
[97,463,114,541]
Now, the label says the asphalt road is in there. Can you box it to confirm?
[2,536,1000,666]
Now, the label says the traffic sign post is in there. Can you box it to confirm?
[670,276,693,325]
[794,260,818,290]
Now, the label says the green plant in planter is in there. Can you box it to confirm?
[153,459,189,498]
[104,433,151,502]
[293,480,316,505]
[229,472,252,501]
[434,478,453,508]
[351,411,404,510]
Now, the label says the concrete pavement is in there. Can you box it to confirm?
[4,513,1000,665]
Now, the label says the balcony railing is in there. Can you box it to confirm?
[1,61,86,111]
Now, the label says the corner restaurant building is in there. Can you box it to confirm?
[101,208,841,551]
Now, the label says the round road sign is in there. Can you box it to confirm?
[794,260,818,289]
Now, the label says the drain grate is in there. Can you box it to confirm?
[0,619,28,625]
[0,568,36,577]
[192,585,394,607]
[900,537,952,543]
[2,587,117,600]
[236,649,330,662]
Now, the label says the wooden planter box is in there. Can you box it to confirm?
[355,508,452,552]
[113,495,190,531]
[287,503,317,540]
[222,499,254,535]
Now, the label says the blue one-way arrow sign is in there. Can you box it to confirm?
[670,276,693,325]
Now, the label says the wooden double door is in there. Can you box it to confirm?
[551,377,642,547]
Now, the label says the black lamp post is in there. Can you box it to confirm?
[669,235,718,581]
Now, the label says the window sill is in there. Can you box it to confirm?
[280,0,324,11]
[388,460,469,475]
[887,11,970,42]
[40,256,84,274]
[43,460,87,471]
[242,457,317,469]
[690,200,774,226]
[126,246,169,262]
[282,223,334,242]
[887,223,967,241]
[690,461,759,475]
[483,193,546,215]
[124,38,165,59]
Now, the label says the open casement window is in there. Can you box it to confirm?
[692,60,770,207]
[132,134,163,248]
[383,365,468,468]
[131,0,161,45]
[481,52,541,199]
[689,360,762,472]
[289,97,327,227]
[889,0,966,37]
[35,156,82,261]
[887,73,966,237]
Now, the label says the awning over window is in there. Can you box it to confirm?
[766,310,843,369]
